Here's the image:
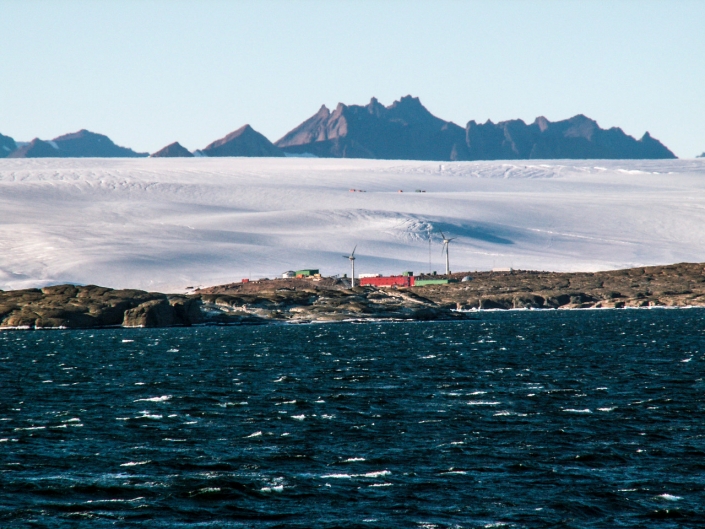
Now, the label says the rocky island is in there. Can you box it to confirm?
[1,262,704,329]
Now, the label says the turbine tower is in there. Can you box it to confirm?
[427,226,433,274]
[343,245,357,288]
[440,231,456,276]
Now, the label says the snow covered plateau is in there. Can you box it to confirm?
[0,157,703,293]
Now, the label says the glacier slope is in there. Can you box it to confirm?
[0,157,704,292]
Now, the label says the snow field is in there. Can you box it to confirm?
[0,157,704,292]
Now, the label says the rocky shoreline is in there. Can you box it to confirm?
[1,262,704,329]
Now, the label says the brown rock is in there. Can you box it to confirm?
[123,298,175,328]
[512,295,545,309]
[168,297,202,325]
[41,285,79,297]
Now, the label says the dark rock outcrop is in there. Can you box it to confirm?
[0,133,17,158]
[123,299,176,327]
[0,285,203,329]
[168,296,202,324]
[150,142,194,157]
[697,152,705,158]
[121,296,202,328]
[202,125,284,157]
[0,285,155,328]
[8,130,148,158]
[276,96,675,161]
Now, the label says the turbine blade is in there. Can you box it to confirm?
[439,231,446,240]
[351,244,357,256]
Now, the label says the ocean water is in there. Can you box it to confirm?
[1,310,704,528]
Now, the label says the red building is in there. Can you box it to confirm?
[358,275,415,287]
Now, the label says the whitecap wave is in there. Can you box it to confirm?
[658,493,682,501]
[134,395,171,403]
[120,461,150,467]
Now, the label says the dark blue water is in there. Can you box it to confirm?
[1,310,705,528]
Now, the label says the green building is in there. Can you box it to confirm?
[295,269,320,277]
[414,278,454,286]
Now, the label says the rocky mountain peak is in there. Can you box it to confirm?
[53,129,95,141]
[2,129,148,158]
[202,125,284,157]
[389,94,424,110]
[364,97,387,118]
[51,129,147,157]
[387,95,438,122]
[0,133,17,158]
[275,95,465,160]
[534,116,550,132]
[561,114,599,140]
[150,142,194,158]
[8,138,60,158]
[227,124,254,138]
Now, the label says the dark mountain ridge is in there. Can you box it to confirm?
[0,133,17,158]
[276,96,676,161]
[5,130,147,158]
[51,129,148,157]
[464,114,674,160]
[200,124,284,157]
[7,138,61,158]
[276,96,468,160]
[0,99,678,160]
[150,142,194,158]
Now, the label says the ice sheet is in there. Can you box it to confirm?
[1,157,704,292]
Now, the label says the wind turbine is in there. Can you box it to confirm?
[440,231,456,276]
[427,226,433,274]
[343,245,357,288]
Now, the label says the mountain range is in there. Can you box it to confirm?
[197,124,284,158]
[3,130,148,158]
[275,96,675,160]
[1,96,678,160]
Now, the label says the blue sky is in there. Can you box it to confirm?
[1,0,703,157]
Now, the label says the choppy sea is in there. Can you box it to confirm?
[1,309,704,528]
